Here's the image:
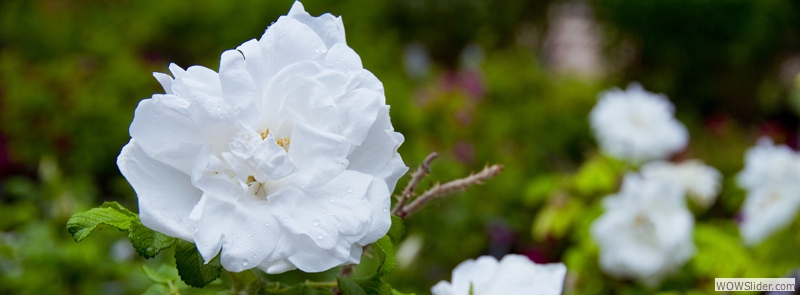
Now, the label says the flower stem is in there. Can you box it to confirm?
[400,164,504,217]
[392,152,438,217]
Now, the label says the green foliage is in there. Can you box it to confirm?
[128,220,175,259]
[66,201,136,242]
[174,239,221,288]
[338,276,392,295]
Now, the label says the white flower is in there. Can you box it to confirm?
[590,174,695,288]
[430,254,566,295]
[589,83,688,162]
[116,2,408,274]
[737,138,800,246]
[640,160,722,208]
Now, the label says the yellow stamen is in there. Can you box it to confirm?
[260,128,270,140]
[277,137,291,150]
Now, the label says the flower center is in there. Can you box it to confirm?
[260,128,290,151]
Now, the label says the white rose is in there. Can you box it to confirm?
[640,160,722,208]
[589,83,688,163]
[116,1,408,274]
[591,174,695,288]
[430,254,566,295]
[737,138,800,246]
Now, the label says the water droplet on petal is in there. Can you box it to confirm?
[243,259,249,267]
[347,187,353,193]
[383,207,388,212]
[312,220,320,227]
[317,234,323,240]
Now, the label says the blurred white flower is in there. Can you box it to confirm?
[117,2,407,274]
[640,160,722,208]
[737,138,800,246]
[589,83,688,162]
[591,174,695,288]
[430,254,566,295]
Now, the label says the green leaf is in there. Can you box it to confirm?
[285,284,318,295]
[129,220,175,259]
[387,215,405,245]
[174,239,221,288]
[141,284,171,295]
[354,276,391,295]
[373,236,396,277]
[142,265,178,284]
[338,276,391,295]
[66,201,136,242]
[337,277,366,295]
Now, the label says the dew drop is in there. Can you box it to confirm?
[317,234,323,240]
[243,259,249,267]
[312,220,320,227]
[383,207,388,212]
[347,187,353,193]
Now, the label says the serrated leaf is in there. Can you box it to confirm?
[66,201,136,242]
[174,239,221,288]
[129,220,175,259]
[99,201,137,217]
[337,277,366,295]
[285,284,318,295]
[387,216,405,245]
[373,236,396,277]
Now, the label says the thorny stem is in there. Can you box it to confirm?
[391,152,439,217]
[399,164,504,218]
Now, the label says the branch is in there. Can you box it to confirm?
[391,152,438,217]
[399,164,504,218]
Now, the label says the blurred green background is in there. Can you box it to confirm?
[2,0,800,294]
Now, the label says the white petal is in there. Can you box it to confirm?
[130,91,238,174]
[325,43,362,71]
[258,16,326,81]
[190,145,242,204]
[269,61,349,132]
[191,194,227,262]
[218,199,281,272]
[347,106,409,193]
[337,88,381,146]
[357,177,392,245]
[219,49,261,128]
[270,170,374,249]
[153,72,173,94]
[258,258,297,274]
[287,1,346,48]
[287,234,353,273]
[117,140,200,241]
[288,123,350,188]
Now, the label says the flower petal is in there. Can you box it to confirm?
[258,15,326,82]
[117,140,200,241]
[219,199,281,272]
[325,43,362,71]
[347,106,408,193]
[130,90,238,174]
[219,49,261,129]
[336,88,381,146]
[287,1,346,49]
[287,234,354,273]
[357,177,392,245]
[288,123,350,188]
